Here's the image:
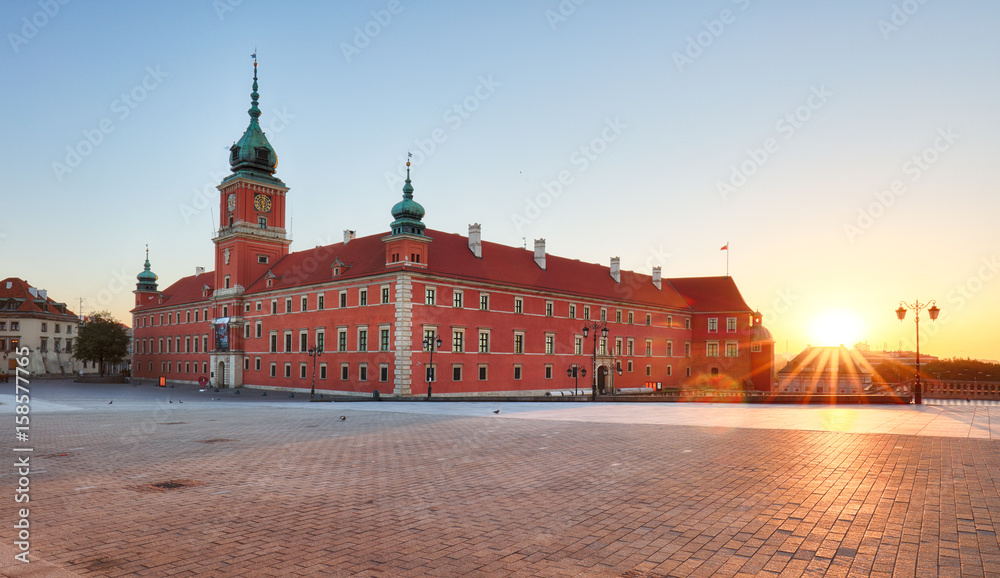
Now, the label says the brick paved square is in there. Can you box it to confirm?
[1,382,999,576]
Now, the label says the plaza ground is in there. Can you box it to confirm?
[1,380,999,576]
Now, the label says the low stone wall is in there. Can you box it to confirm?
[330,393,911,404]
[73,375,128,384]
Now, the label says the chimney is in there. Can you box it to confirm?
[652,266,661,290]
[533,239,546,270]
[468,223,482,258]
[344,230,356,244]
[195,266,205,276]
[610,257,621,283]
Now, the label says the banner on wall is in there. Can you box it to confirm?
[215,317,230,352]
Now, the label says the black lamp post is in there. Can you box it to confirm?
[895,299,940,405]
[582,322,609,401]
[566,364,586,396]
[423,335,442,400]
[307,345,323,398]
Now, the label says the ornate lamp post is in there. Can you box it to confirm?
[895,299,940,405]
[423,336,442,400]
[307,345,323,398]
[566,364,586,396]
[582,322,609,402]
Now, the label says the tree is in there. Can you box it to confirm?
[75,311,130,377]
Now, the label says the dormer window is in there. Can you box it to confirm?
[230,147,239,163]
[255,147,269,162]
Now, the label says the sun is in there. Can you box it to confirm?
[808,309,866,347]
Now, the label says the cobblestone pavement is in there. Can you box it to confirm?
[1,381,999,576]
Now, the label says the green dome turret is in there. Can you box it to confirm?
[225,56,283,185]
[390,161,426,236]
[136,246,158,292]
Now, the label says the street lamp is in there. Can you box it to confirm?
[566,364,586,396]
[307,345,323,398]
[423,336,442,400]
[895,299,940,405]
[582,322,609,401]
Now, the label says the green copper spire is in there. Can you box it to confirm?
[390,158,426,236]
[224,54,283,185]
[248,59,261,119]
[136,245,158,292]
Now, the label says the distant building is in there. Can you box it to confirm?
[0,277,91,376]
[776,346,874,395]
[857,348,939,367]
[130,60,775,396]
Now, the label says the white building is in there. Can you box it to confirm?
[0,277,94,377]
[776,346,874,395]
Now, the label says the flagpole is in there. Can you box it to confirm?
[726,242,729,277]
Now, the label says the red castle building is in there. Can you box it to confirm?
[131,60,774,396]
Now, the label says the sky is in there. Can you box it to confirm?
[2,0,998,361]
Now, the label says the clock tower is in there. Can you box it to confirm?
[210,56,291,388]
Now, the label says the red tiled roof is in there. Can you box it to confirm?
[132,272,215,312]
[667,276,752,313]
[0,277,78,318]
[240,229,752,312]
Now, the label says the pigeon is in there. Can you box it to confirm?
[235,390,241,395]
[178,400,183,404]
[108,401,113,405]
[339,416,346,421]
[288,393,294,398]
[493,409,500,414]
[261,391,267,396]
[169,400,173,403]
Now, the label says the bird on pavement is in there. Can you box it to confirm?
[169,400,173,403]
[493,409,500,414]
[339,416,346,421]
[108,401,113,405]
[178,400,183,404]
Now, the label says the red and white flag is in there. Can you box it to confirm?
[720,243,728,251]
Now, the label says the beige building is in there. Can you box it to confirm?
[0,277,94,376]
[776,345,874,395]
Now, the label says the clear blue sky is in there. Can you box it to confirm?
[3,0,999,360]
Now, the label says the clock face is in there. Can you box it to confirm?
[254,194,272,213]
[227,193,236,212]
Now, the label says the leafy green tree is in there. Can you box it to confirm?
[75,311,130,377]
